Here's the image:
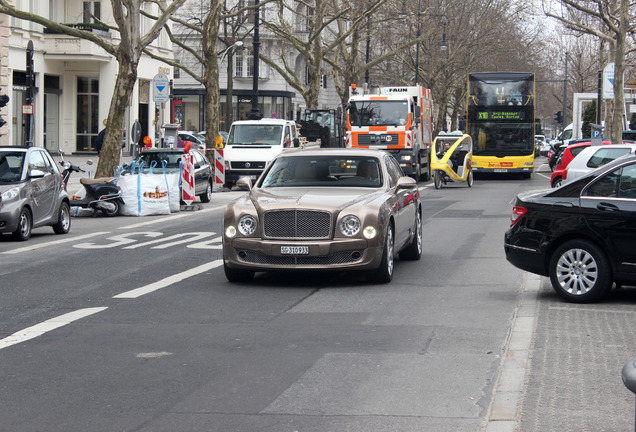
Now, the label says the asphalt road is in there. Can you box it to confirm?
[1,158,632,431]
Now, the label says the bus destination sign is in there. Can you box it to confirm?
[476,110,525,121]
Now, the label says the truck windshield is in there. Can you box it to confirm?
[228,125,283,146]
[349,101,409,127]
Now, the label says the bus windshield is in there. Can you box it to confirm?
[467,73,535,156]
[349,101,409,127]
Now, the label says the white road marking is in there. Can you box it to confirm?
[2,232,110,255]
[187,236,223,249]
[117,205,226,230]
[122,232,215,250]
[113,259,223,299]
[74,232,162,249]
[0,307,108,350]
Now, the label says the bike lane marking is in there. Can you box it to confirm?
[113,259,222,299]
[1,232,110,255]
[0,307,108,351]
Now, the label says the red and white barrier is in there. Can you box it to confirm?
[215,149,225,185]
[181,151,195,205]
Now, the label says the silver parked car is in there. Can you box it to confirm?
[0,146,71,240]
[223,148,422,283]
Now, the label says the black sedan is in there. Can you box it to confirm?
[505,153,636,303]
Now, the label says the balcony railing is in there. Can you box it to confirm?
[43,23,110,36]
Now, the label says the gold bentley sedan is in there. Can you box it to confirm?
[223,149,422,283]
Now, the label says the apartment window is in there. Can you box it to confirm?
[76,77,100,152]
[83,1,101,24]
[235,51,244,77]
[174,60,181,79]
[247,55,254,78]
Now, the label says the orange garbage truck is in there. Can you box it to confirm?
[345,85,434,180]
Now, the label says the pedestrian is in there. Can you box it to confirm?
[95,120,106,155]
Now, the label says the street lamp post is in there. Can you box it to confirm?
[250,0,261,120]
[219,40,243,65]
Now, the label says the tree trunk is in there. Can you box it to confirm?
[610,0,629,144]
[95,59,138,178]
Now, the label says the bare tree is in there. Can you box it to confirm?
[543,0,636,143]
[144,0,271,162]
[0,0,186,177]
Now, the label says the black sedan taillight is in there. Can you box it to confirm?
[510,206,527,227]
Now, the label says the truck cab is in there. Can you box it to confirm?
[223,119,300,188]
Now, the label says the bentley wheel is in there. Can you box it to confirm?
[399,210,422,261]
[549,240,612,303]
[373,224,394,283]
[224,261,255,282]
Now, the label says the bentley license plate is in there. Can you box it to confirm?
[281,246,309,255]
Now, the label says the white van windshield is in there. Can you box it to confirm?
[228,125,283,146]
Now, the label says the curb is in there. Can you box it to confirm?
[484,273,541,431]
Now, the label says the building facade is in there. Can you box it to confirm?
[2,0,174,154]
[171,0,341,133]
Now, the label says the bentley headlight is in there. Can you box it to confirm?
[1,187,19,201]
[238,214,257,236]
[339,215,361,237]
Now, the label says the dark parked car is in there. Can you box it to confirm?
[223,149,422,283]
[0,146,71,240]
[505,152,636,303]
[122,148,214,202]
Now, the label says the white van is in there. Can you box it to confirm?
[223,119,300,188]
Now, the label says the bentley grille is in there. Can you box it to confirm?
[263,210,331,239]
[237,249,363,266]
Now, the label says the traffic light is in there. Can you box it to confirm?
[0,94,9,129]
[554,111,562,124]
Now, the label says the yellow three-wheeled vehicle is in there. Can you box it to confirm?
[431,133,473,189]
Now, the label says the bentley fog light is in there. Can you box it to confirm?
[238,215,257,236]
[225,225,237,238]
[339,215,361,236]
[363,226,377,239]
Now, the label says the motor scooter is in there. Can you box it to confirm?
[58,152,124,217]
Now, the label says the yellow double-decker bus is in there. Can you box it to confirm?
[466,72,535,177]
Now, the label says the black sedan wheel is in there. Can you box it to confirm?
[12,208,32,241]
[199,181,212,203]
[549,240,612,303]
